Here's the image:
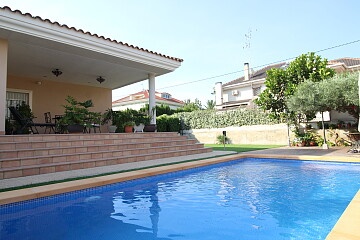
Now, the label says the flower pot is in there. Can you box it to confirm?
[108,125,117,133]
[297,141,305,147]
[67,124,84,134]
[134,123,145,133]
[144,124,157,132]
[124,125,133,133]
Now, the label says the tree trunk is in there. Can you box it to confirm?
[321,112,328,149]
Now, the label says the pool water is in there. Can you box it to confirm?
[1,158,360,240]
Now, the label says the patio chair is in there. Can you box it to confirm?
[344,132,360,153]
[88,122,101,133]
[85,113,101,133]
[44,112,56,134]
[53,115,64,133]
[9,106,55,134]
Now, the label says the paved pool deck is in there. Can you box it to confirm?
[0,146,359,239]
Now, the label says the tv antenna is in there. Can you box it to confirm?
[243,28,257,67]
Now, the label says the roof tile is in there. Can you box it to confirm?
[1,6,183,63]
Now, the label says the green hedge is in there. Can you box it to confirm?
[174,109,281,130]
[156,115,181,132]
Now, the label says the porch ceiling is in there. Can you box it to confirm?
[0,7,182,90]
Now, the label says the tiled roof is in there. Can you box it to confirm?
[112,90,184,105]
[328,57,360,67]
[1,6,183,63]
[223,62,286,87]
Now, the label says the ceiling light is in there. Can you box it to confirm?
[97,76,105,84]
[52,69,62,77]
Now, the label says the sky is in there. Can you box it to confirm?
[2,0,360,106]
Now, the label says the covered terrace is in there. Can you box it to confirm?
[0,6,183,134]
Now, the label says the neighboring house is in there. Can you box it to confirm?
[216,58,360,110]
[215,57,360,124]
[112,90,184,111]
[215,62,287,110]
[0,6,182,133]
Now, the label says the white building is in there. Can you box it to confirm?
[215,58,360,124]
[112,90,184,111]
[216,58,360,110]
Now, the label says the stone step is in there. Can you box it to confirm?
[0,142,205,168]
[0,132,212,180]
[0,139,198,158]
[0,147,213,179]
[0,132,179,143]
[0,133,186,150]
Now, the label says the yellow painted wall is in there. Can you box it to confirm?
[7,75,112,132]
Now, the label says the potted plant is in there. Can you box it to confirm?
[12,102,34,134]
[133,111,149,132]
[143,106,157,132]
[123,121,135,133]
[337,120,345,129]
[102,108,117,133]
[58,96,94,133]
[5,118,14,135]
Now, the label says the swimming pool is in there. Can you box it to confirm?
[1,158,360,240]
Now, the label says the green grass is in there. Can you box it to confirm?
[205,144,284,153]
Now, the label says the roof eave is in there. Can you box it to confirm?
[0,7,182,72]
[223,78,265,89]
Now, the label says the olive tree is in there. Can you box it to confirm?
[287,72,360,147]
[286,80,334,147]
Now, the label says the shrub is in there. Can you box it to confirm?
[156,115,168,132]
[174,109,280,130]
[156,115,181,132]
[216,134,230,144]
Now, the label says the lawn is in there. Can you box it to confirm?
[204,144,284,153]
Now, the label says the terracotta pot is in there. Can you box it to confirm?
[124,125,133,133]
[297,141,305,147]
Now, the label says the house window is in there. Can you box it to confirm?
[161,93,171,99]
[6,89,31,119]
[253,87,261,96]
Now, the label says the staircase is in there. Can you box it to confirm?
[0,133,212,179]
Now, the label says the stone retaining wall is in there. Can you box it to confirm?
[183,124,354,146]
[182,124,289,145]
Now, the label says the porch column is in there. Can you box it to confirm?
[148,73,156,124]
[0,39,8,135]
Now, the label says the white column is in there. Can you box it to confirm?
[148,73,156,124]
[0,39,8,135]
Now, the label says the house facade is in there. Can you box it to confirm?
[0,6,183,134]
[112,90,184,111]
[215,58,360,124]
[215,58,360,110]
